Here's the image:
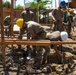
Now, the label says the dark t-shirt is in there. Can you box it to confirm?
[52,9,63,21]
[21,10,34,22]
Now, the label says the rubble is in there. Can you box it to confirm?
[0,27,76,75]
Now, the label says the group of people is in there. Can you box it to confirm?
[51,1,75,37]
[3,1,72,67]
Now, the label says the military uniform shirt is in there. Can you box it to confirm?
[27,21,44,35]
[46,31,60,41]
[21,10,34,22]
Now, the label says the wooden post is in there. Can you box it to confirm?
[0,0,5,66]
[10,0,14,36]
[2,45,6,67]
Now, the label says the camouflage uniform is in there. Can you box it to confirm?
[67,13,74,37]
[52,9,64,32]
[19,9,34,49]
[21,10,34,22]
[46,31,60,41]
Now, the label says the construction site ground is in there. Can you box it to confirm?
[0,26,76,75]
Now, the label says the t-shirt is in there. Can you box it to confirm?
[52,9,63,21]
[21,10,34,22]
[27,21,44,34]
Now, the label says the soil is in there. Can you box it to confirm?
[0,26,76,75]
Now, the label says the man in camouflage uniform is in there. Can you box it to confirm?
[20,2,34,50]
[52,5,64,32]
[46,31,68,63]
[16,19,50,66]
[52,1,66,32]
[21,2,34,22]
[67,9,75,37]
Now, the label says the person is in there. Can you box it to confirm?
[20,2,34,37]
[46,31,68,57]
[51,1,66,32]
[16,18,50,66]
[3,15,11,36]
[67,9,75,37]
[21,2,34,22]
[73,14,76,26]
[62,6,68,23]
[20,2,34,50]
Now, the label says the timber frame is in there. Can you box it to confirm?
[0,0,76,67]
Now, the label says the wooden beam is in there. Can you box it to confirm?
[0,0,5,67]
[0,40,76,46]
[10,0,14,35]
[0,39,75,67]
[2,45,6,67]
[4,40,51,46]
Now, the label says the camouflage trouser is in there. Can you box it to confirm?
[32,31,50,64]
[53,20,64,32]
[67,23,71,37]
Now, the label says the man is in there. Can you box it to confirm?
[46,31,68,57]
[16,18,50,66]
[21,2,34,22]
[20,2,34,50]
[67,9,75,37]
[51,1,65,31]
[4,15,11,36]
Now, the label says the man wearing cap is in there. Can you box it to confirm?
[46,31,68,57]
[16,19,50,66]
[51,1,66,32]
[21,2,34,22]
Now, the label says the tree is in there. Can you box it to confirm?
[30,0,51,10]
[16,4,23,9]
[30,0,51,22]
[3,1,11,8]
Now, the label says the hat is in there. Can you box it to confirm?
[60,1,66,7]
[60,31,68,41]
[69,9,74,13]
[24,3,30,8]
[16,18,24,28]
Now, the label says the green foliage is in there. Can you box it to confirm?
[16,5,23,9]
[3,1,11,8]
[30,0,51,10]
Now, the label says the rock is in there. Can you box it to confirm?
[42,67,47,73]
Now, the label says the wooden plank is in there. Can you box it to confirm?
[4,40,51,46]
[0,39,76,45]
[0,0,5,67]
[0,38,76,45]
